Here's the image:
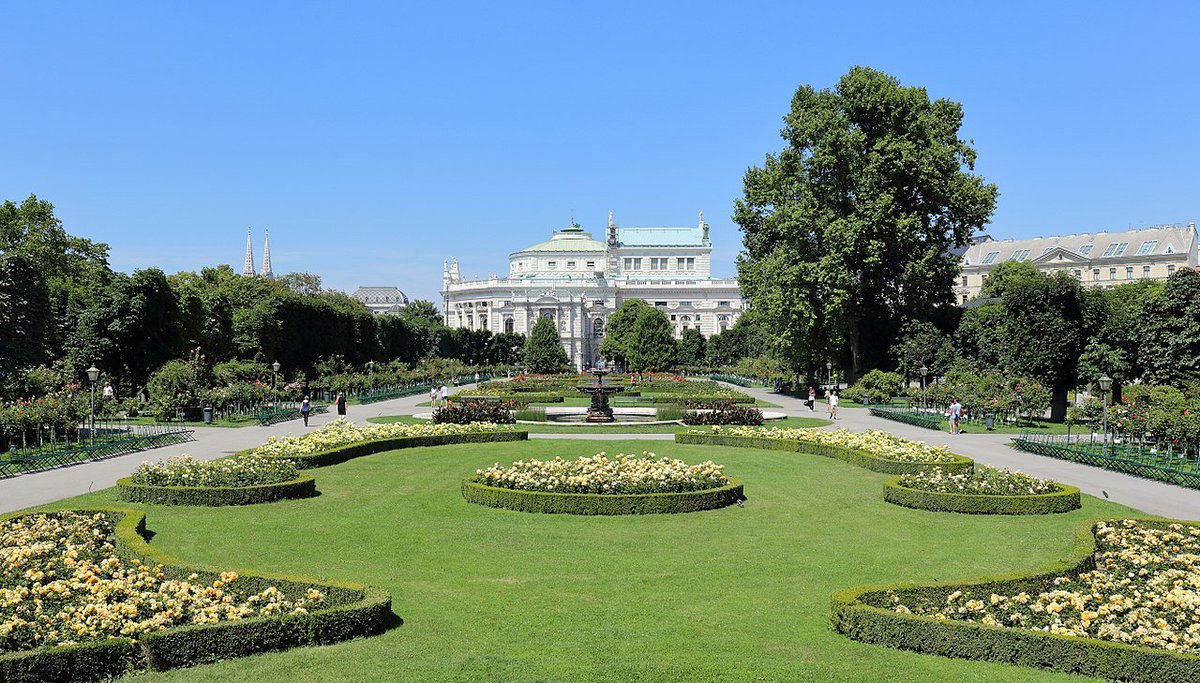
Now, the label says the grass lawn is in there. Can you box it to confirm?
[30,438,1138,682]
[366,415,833,434]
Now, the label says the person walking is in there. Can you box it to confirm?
[947,397,963,435]
[439,384,449,406]
[336,392,347,416]
[429,385,439,407]
[300,396,312,427]
[828,390,839,420]
[807,386,816,412]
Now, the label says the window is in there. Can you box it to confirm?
[680,301,692,307]
[1010,249,1031,262]
[654,301,667,307]
[480,317,488,330]
[1109,268,1117,279]
[1102,242,1129,257]
[650,257,669,271]
[1135,240,1158,255]
[1079,244,1094,255]
[540,309,555,319]
[981,251,1000,264]
[962,294,968,304]
[1074,269,1082,279]
[1126,267,1134,279]
[1042,247,1054,255]
[670,315,676,321]
[547,261,557,269]
[675,257,695,270]
[718,300,730,307]
[623,258,642,270]
[981,274,988,282]
[1165,244,1176,254]
[1093,268,1100,281]
[586,261,595,269]
[504,318,514,333]
[566,261,576,269]
[961,276,968,287]
[592,318,604,337]
[1169,265,1177,274]
[1143,265,1152,278]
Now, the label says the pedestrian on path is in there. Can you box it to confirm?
[336,392,347,416]
[947,397,962,435]
[806,386,816,412]
[828,390,839,420]
[300,396,312,426]
[429,385,439,407]
[439,384,449,406]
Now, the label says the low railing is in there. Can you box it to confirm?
[1012,431,1200,491]
[867,406,943,430]
[0,423,194,479]
[254,404,329,426]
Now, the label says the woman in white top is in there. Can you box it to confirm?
[828,391,839,420]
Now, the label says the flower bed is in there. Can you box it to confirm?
[681,401,764,426]
[0,510,391,681]
[242,418,526,469]
[130,454,299,487]
[677,427,972,476]
[833,520,1200,682]
[884,466,1081,515]
[462,452,743,514]
[433,399,516,424]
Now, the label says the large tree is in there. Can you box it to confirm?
[734,66,998,379]
[1141,269,1200,386]
[677,327,707,367]
[599,299,652,369]
[523,316,571,373]
[626,307,678,372]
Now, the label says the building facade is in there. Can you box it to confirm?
[441,213,744,369]
[956,223,1198,303]
[351,286,410,315]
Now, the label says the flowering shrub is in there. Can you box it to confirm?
[699,426,960,463]
[130,455,299,487]
[888,520,1200,653]
[897,466,1062,496]
[475,452,728,494]
[245,418,513,458]
[433,399,516,424]
[0,512,322,654]
[681,401,764,426]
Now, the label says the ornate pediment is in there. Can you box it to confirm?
[1031,247,1090,264]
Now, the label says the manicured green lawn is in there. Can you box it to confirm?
[366,415,833,433]
[32,438,1137,682]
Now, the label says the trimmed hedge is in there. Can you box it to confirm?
[461,476,745,515]
[882,478,1081,515]
[831,520,1200,682]
[116,473,317,506]
[458,393,565,404]
[675,433,973,476]
[251,430,529,469]
[0,508,392,681]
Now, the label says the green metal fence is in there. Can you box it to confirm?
[867,406,943,430]
[1012,431,1200,490]
[0,422,194,479]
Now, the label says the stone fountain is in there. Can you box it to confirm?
[576,368,625,422]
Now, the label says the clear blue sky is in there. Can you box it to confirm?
[3,2,1197,303]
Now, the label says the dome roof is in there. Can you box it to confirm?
[514,223,606,254]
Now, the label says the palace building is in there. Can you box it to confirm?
[441,212,745,370]
[956,223,1198,303]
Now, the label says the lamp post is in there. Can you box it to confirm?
[826,361,833,391]
[1099,375,1112,455]
[272,360,281,409]
[919,364,929,411]
[86,366,100,446]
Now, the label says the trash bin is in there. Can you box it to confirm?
[202,407,214,425]
[985,413,995,430]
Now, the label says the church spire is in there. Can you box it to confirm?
[261,229,273,277]
[243,228,256,276]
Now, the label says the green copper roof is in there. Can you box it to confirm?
[514,225,606,253]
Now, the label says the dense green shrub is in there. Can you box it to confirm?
[432,399,516,424]
[117,474,317,506]
[681,401,764,425]
[462,476,744,515]
[0,639,137,683]
[882,478,1081,514]
[675,433,973,476]
[841,370,904,405]
[254,431,529,469]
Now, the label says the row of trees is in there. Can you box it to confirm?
[0,195,525,400]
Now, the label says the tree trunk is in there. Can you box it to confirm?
[1112,383,1123,405]
[1050,384,1069,422]
[846,317,862,382]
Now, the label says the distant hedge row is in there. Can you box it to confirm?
[116,474,317,506]
[883,479,1081,515]
[461,476,745,515]
[831,521,1200,682]
[253,431,529,469]
[0,509,391,683]
[674,433,973,476]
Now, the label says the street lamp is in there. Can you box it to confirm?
[86,365,100,445]
[919,364,929,411]
[272,360,281,409]
[1099,374,1113,454]
[826,361,833,391]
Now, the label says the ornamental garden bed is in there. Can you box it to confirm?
[461,452,744,515]
[833,519,1200,682]
[241,418,527,468]
[883,465,1081,515]
[676,427,973,476]
[116,454,315,506]
[117,473,317,506]
[0,509,391,682]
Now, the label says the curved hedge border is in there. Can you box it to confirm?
[882,478,1081,515]
[0,508,391,682]
[115,473,317,507]
[250,430,529,469]
[675,432,973,476]
[461,476,745,515]
[831,519,1200,682]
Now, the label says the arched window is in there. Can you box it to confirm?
[592,318,605,337]
[504,318,514,333]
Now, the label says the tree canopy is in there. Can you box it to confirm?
[626,307,678,372]
[524,317,571,373]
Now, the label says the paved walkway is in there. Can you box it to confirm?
[4,382,1200,519]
